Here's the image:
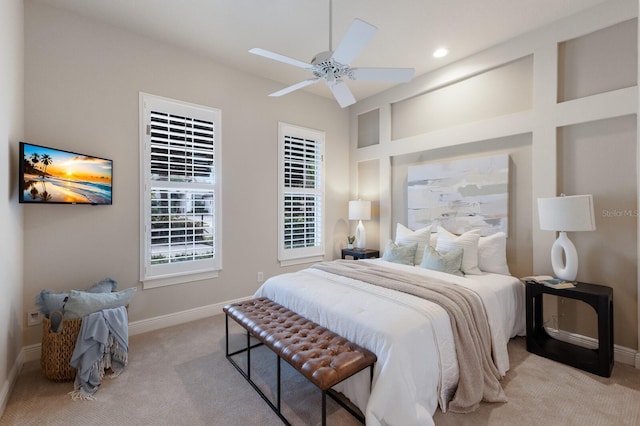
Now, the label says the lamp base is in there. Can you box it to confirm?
[551,231,578,282]
[355,220,366,249]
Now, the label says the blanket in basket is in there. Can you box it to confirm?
[69,306,128,400]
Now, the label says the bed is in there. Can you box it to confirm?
[254,226,526,426]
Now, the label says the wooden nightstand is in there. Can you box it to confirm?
[525,280,613,377]
[341,248,380,260]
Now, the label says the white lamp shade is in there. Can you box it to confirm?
[537,194,596,232]
[349,200,371,221]
[538,194,595,281]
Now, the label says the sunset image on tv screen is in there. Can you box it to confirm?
[21,143,112,204]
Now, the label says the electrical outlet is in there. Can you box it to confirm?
[27,310,41,327]
[257,272,264,282]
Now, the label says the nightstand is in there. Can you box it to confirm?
[341,248,380,260]
[525,280,613,377]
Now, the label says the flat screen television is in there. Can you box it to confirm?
[19,142,113,205]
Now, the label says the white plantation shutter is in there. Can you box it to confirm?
[278,123,325,263]
[140,93,222,287]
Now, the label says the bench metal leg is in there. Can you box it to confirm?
[324,364,373,424]
[225,312,372,426]
[246,330,251,381]
[322,390,327,426]
[224,314,291,426]
[277,356,281,411]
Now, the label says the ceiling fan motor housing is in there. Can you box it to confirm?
[311,51,349,81]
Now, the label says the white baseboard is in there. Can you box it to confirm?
[18,295,253,368]
[2,295,252,419]
[0,349,24,416]
[6,301,639,417]
[127,296,251,336]
[546,327,638,366]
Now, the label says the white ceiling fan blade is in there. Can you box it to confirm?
[269,78,320,97]
[328,80,356,108]
[349,67,415,83]
[331,19,377,65]
[249,48,311,70]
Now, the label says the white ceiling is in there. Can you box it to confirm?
[34,0,611,104]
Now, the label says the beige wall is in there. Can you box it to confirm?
[0,0,25,413]
[22,2,350,347]
[558,115,638,348]
[349,0,639,353]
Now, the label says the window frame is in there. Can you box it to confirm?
[277,122,325,266]
[139,93,222,289]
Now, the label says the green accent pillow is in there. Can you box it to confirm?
[64,287,136,319]
[382,240,418,266]
[420,246,464,276]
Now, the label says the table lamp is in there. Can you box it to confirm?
[537,194,596,281]
[348,200,371,249]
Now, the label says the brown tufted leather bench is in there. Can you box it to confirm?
[224,297,377,426]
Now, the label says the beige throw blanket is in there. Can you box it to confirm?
[311,260,506,413]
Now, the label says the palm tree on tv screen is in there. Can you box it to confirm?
[30,153,40,176]
[40,154,53,177]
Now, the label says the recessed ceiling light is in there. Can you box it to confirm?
[433,48,449,58]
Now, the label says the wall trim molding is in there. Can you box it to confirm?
[7,300,639,417]
[23,296,253,365]
[20,309,640,368]
[0,349,24,417]
[546,327,638,367]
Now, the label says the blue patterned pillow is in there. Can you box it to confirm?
[34,290,68,317]
[35,278,119,317]
[64,287,136,319]
[420,246,464,276]
[382,240,418,266]
[85,277,118,293]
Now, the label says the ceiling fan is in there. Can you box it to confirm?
[249,2,415,108]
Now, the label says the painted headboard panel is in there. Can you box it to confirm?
[407,154,509,236]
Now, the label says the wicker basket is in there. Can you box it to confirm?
[40,314,82,381]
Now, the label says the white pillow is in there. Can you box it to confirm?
[436,226,482,275]
[478,232,511,275]
[430,233,438,248]
[395,223,432,266]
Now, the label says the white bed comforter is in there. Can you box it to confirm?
[254,259,525,426]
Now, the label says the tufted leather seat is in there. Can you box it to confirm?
[224,297,377,391]
[224,297,377,425]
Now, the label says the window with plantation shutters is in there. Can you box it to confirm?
[140,93,222,288]
[278,122,325,264]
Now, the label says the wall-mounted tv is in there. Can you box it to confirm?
[20,142,113,205]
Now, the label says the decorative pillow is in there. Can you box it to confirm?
[34,290,68,317]
[64,287,137,319]
[478,232,511,275]
[382,240,418,266]
[436,227,482,275]
[84,277,118,293]
[420,246,464,276]
[35,278,120,317]
[395,223,432,266]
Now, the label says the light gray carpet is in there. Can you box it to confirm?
[2,313,639,426]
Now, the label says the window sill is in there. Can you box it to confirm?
[142,269,220,290]
[279,255,324,268]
